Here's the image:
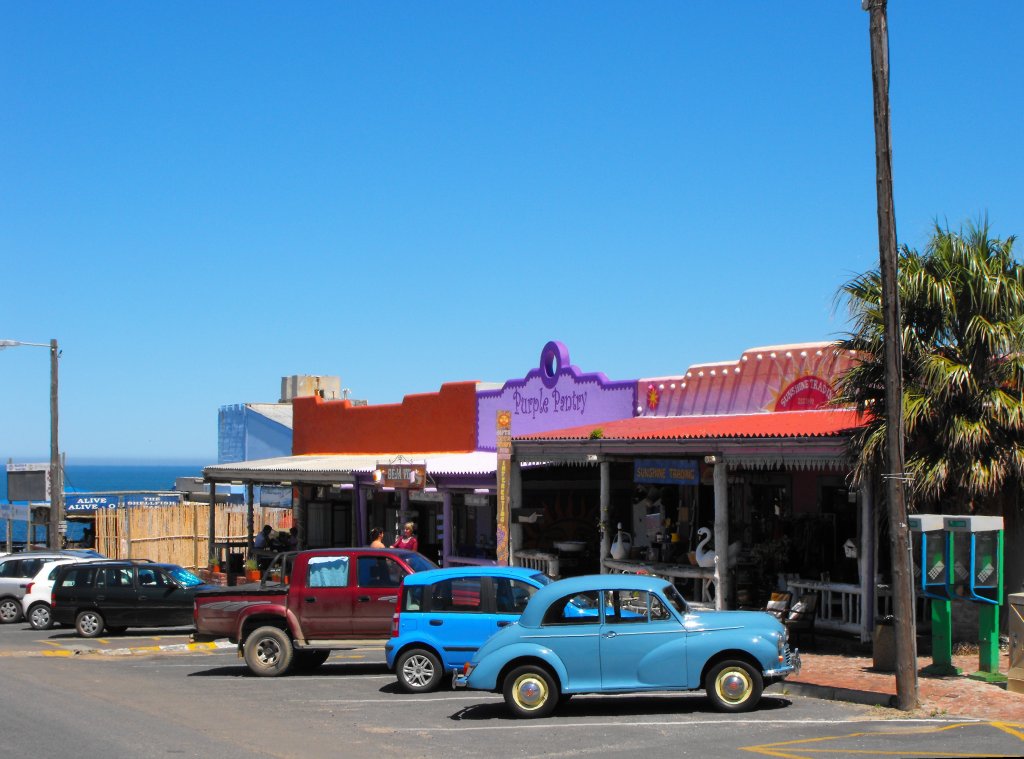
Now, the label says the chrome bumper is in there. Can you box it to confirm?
[765,649,801,679]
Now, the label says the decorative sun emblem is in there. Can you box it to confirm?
[646,384,660,410]
[497,411,512,428]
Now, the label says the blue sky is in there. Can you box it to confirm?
[2,2,1022,462]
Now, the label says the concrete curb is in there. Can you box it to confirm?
[768,680,895,708]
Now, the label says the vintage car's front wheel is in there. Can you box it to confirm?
[503,665,559,719]
[704,659,763,712]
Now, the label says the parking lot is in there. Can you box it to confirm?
[2,623,1022,759]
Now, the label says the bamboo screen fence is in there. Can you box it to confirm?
[93,502,292,570]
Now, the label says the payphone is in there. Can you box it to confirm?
[908,514,957,675]
[943,515,1004,680]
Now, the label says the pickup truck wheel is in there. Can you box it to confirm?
[396,648,443,693]
[704,659,763,713]
[244,626,294,676]
[503,665,558,719]
[292,649,331,672]
[75,610,105,638]
[0,598,23,624]
[28,602,53,630]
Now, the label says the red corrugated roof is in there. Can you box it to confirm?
[515,409,866,441]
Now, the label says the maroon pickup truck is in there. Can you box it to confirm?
[192,548,436,676]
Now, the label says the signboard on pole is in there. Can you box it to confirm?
[6,462,50,502]
[496,410,512,566]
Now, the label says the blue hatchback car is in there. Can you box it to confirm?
[454,574,800,717]
[385,566,552,692]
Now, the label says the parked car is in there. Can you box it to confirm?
[0,549,105,624]
[52,560,213,637]
[192,548,437,677]
[385,566,554,693]
[21,558,95,629]
[454,574,800,718]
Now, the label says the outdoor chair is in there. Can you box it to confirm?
[784,592,818,648]
[764,590,792,621]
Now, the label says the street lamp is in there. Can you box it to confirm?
[0,339,63,549]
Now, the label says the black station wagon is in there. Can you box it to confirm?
[52,560,213,637]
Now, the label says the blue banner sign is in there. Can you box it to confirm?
[124,494,181,507]
[65,495,119,512]
[634,459,699,486]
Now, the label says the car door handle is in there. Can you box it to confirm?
[602,631,617,638]
[497,621,511,628]
[358,596,371,602]
[305,597,316,603]
[429,619,443,626]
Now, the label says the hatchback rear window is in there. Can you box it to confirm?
[58,567,95,588]
[401,585,424,612]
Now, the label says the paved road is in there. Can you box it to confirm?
[1,624,1021,758]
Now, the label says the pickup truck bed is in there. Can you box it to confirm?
[192,548,436,676]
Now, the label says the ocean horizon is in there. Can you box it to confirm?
[2,462,208,545]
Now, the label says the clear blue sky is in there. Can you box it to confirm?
[2,2,1021,463]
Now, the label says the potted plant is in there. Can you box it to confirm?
[245,558,261,582]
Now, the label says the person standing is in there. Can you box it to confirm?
[368,528,385,548]
[392,522,418,552]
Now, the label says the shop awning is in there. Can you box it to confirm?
[203,451,501,484]
[516,409,865,442]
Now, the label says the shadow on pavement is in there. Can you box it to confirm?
[449,693,794,721]
[187,662,390,678]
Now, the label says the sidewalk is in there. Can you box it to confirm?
[781,644,1021,721]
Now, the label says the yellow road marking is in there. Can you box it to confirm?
[992,722,1024,740]
[41,650,73,657]
[742,722,1024,758]
[40,640,64,647]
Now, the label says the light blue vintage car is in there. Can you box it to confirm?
[454,573,800,718]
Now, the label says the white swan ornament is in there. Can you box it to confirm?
[610,523,632,561]
[695,527,741,568]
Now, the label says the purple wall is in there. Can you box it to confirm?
[476,341,638,451]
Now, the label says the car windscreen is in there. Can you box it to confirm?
[661,583,688,615]
[403,553,439,573]
[166,566,204,587]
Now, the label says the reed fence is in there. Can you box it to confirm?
[93,502,291,570]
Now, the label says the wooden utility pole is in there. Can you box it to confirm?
[49,339,63,550]
[864,0,919,710]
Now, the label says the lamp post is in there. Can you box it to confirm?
[0,339,63,549]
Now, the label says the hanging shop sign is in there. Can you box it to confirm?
[634,459,699,486]
[260,486,294,508]
[373,463,427,489]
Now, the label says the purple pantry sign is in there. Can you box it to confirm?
[476,341,637,450]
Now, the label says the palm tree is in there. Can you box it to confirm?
[835,219,1024,513]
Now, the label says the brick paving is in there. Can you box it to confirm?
[786,648,1022,721]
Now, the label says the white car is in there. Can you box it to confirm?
[21,558,87,630]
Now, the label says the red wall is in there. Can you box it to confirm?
[292,382,479,455]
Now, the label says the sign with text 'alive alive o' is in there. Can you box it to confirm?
[65,494,181,512]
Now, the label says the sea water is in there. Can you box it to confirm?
[1,462,205,545]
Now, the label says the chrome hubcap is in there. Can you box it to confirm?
[0,601,18,621]
[80,614,100,635]
[717,668,751,703]
[514,675,547,709]
[402,655,434,687]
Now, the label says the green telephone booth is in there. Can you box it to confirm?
[908,514,957,675]
[943,515,1005,681]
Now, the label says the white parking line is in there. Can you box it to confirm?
[384,717,978,733]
